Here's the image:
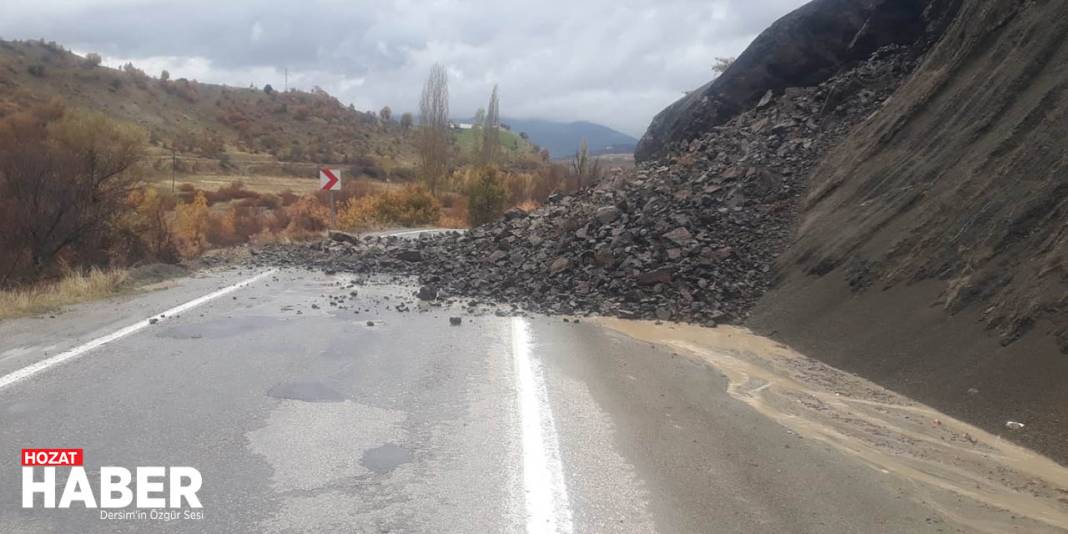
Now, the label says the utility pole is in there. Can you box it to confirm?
[284,67,288,92]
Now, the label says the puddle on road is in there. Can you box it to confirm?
[597,317,1068,534]
[267,381,346,402]
[360,443,412,474]
[247,398,410,532]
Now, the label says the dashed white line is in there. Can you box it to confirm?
[0,269,277,391]
[511,316,573,534]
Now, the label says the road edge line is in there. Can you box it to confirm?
[511,316,573,533]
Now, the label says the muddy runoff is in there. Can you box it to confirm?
[596,318,1068,534]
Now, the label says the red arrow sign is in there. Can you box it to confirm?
[319,168,340,191]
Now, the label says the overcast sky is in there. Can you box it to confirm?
[0,0,807,137]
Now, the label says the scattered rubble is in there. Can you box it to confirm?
[253,47,915,326]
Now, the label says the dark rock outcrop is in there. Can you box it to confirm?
[749,0,1068,463]
[635,0,958,162]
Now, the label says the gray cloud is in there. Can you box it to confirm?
[0,0,808,136]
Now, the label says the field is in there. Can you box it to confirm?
[147,173,320,195]
[592,153,635,170]
[450,127,538,162]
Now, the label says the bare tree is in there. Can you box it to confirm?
[0,104,146,282]
[571,138,600,190]
[379,105,392,123]
[417,64,450,194]
[480,85,500,165]
[399,112,413,132]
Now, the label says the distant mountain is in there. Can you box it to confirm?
[499,118,637,158]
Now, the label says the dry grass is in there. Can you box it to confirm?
[0,268,129,320]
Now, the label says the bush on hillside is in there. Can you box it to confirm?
[286,195,331,236]
[114,187,179,263]
[337,185,442,231]
[376,185,441,226]
[206,205,265,247]
[173,192,210,257]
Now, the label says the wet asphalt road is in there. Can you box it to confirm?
[0,264,953,532]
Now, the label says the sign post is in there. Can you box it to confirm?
[319,167,341,227]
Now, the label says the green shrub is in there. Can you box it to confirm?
[466,166,508,226]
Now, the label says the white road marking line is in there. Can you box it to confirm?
[0,269,278,391]
[511,316,573,534]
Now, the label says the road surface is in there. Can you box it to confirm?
[1,256,1066,532]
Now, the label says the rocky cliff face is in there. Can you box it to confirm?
[634,0,959,162]
[750,0,1068,462]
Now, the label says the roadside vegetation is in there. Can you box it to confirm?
[0,267,128,319]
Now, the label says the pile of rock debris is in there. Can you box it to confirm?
[255,47,916,325]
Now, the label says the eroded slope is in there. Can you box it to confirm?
[751,0,1068,463]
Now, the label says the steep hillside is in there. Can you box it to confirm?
[0,39,414,170]
[635,0,960,162]
[503,118,637,158]
[749,0,1068,462]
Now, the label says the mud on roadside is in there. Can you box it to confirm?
[599,318,1068,534]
